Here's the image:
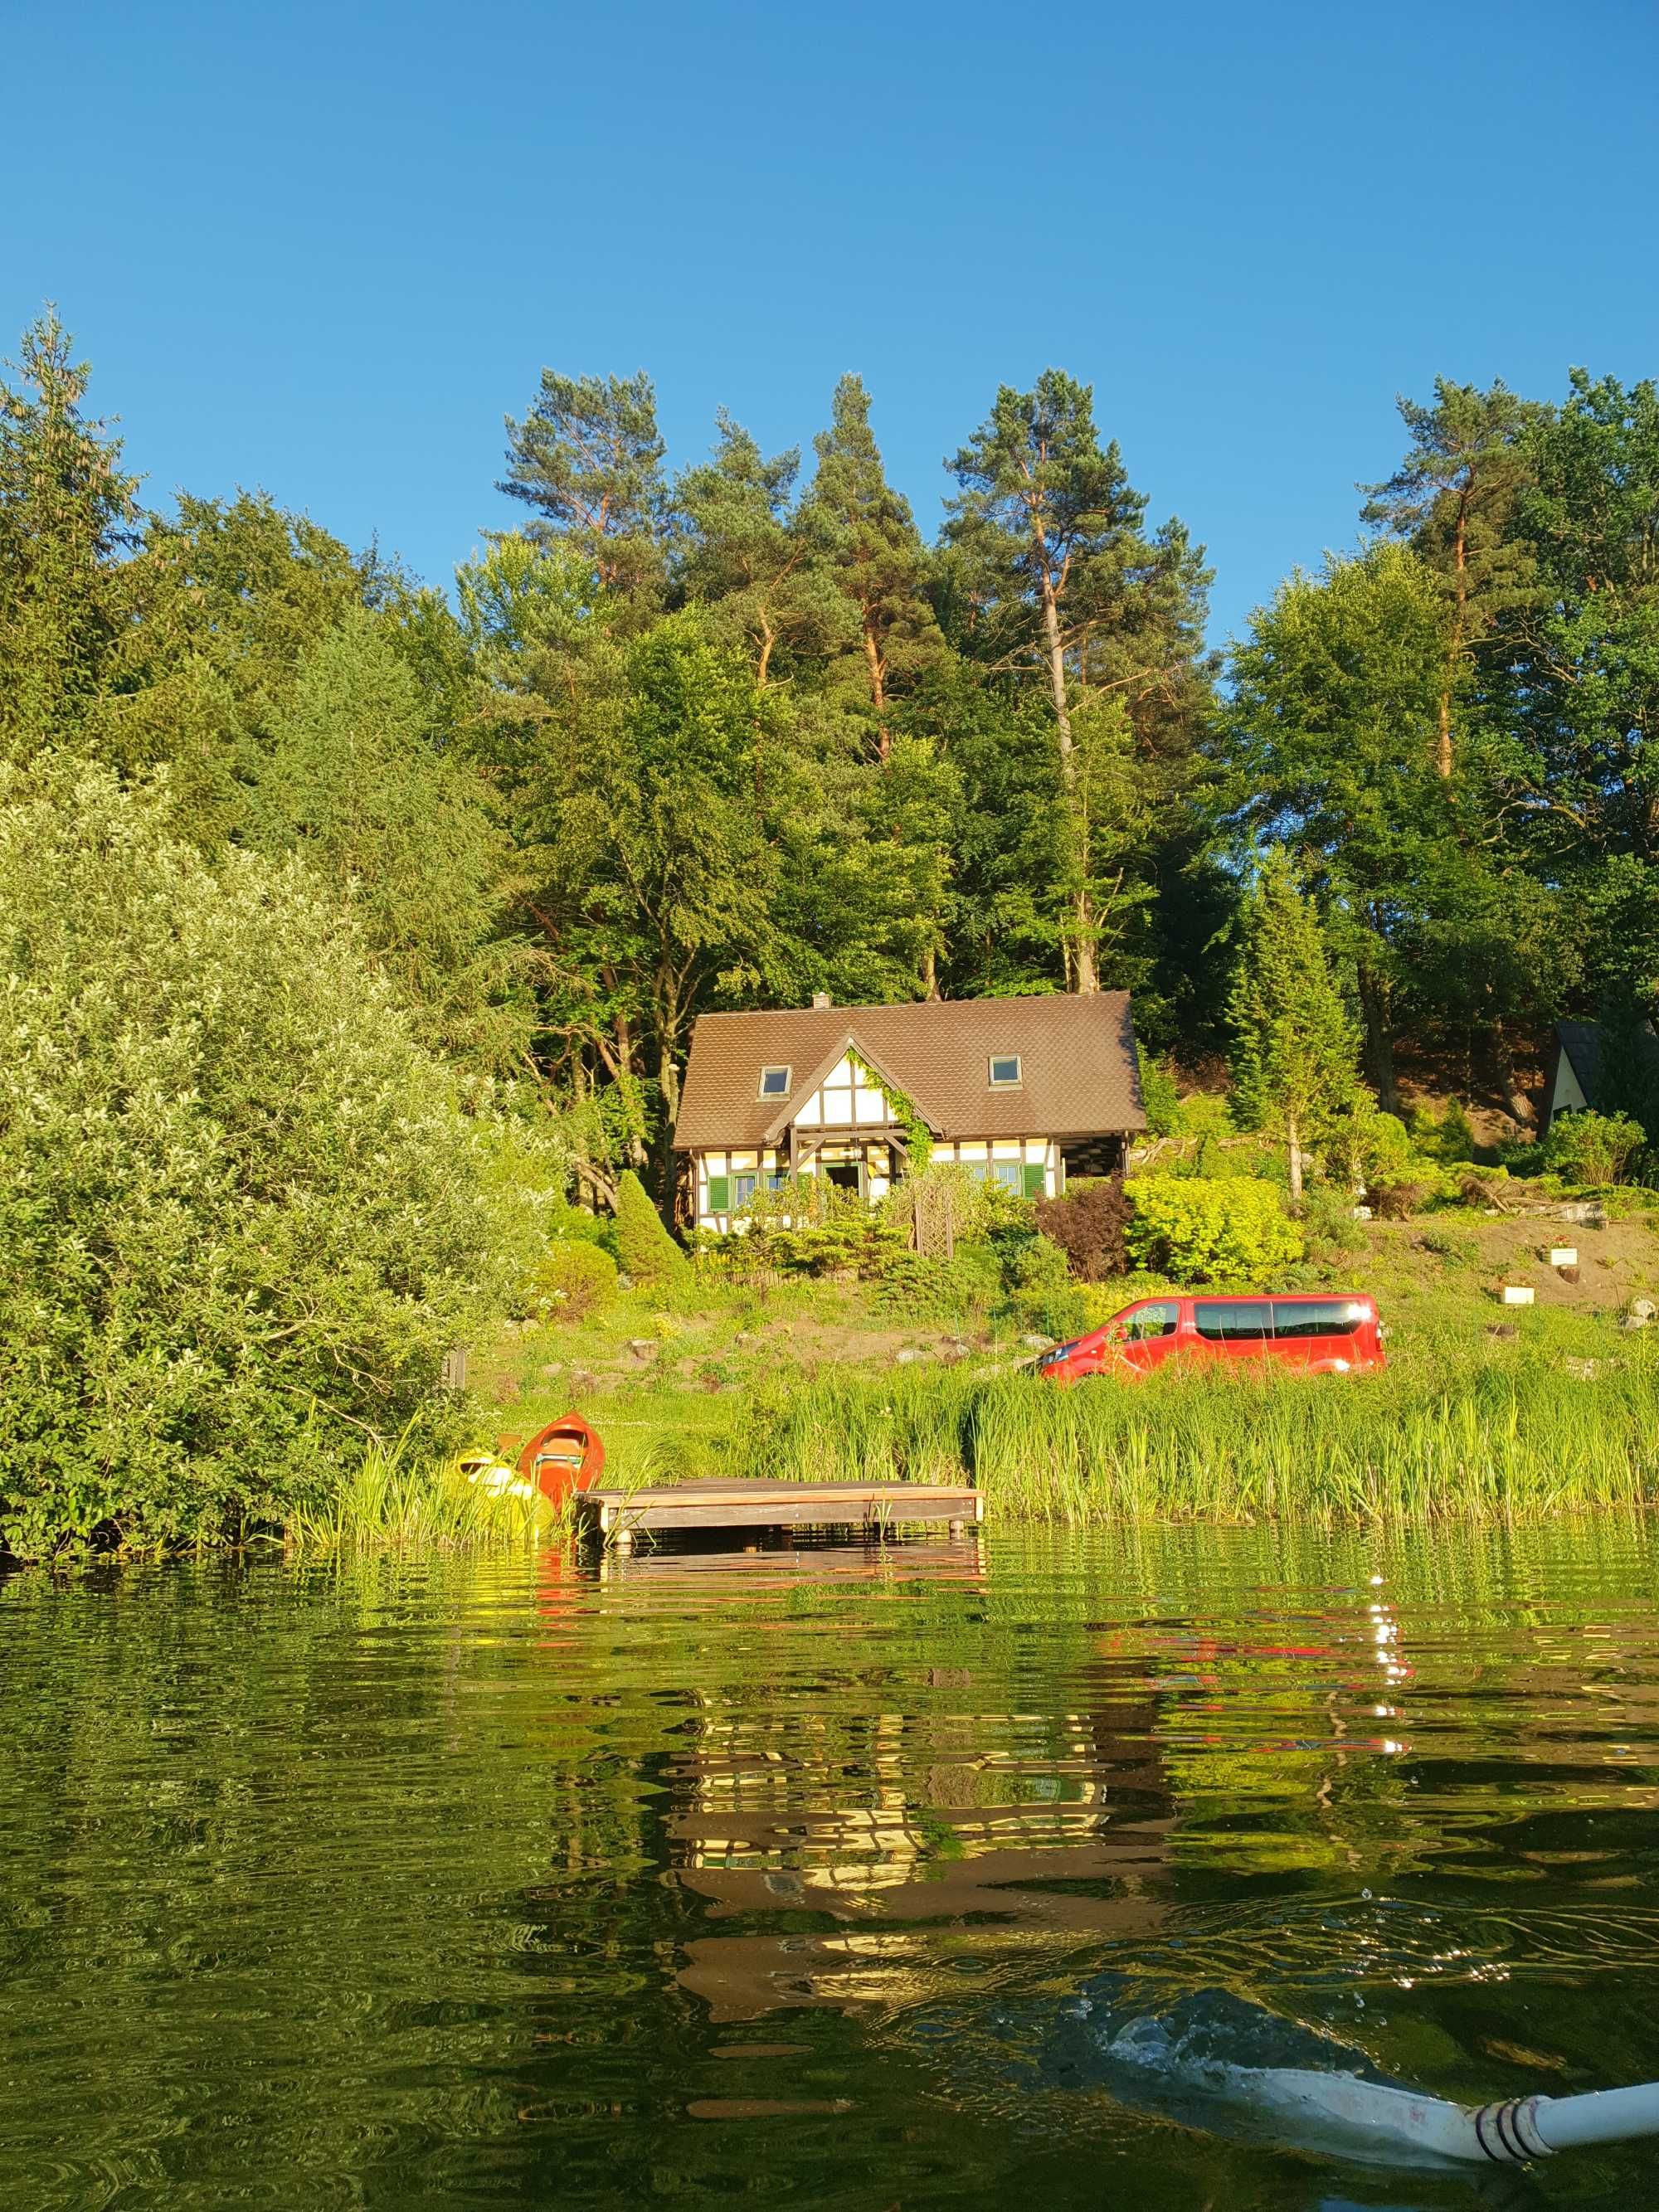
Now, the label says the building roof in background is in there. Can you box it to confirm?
[1554,1018,1659,1105]
[673,994,1146,1150]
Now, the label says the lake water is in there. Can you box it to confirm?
[3,1524,1658,2210]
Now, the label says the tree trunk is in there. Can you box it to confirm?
[1287,1112,1304,1203]
[1490,1022,1536,1129]
[1037,562,1097,994]
[1437,485,1471,782]
[1356,965,1398,1116]
[612,1004,648,1167]
[862,613,890,761]
[920,941,941,1000]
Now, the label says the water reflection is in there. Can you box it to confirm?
[3,1524,1659,2210]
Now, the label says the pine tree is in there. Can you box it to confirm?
[942,372,1211,995]
[1362,377,1543,778]
[1228,853,1362,1200]
[805,374,945,754]
[672,412,849,687]
[943,373,1141,991]
[499,370,667,606]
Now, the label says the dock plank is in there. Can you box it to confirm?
[572,1479,981,1544]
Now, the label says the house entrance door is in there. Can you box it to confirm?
[824,1161,862,1198]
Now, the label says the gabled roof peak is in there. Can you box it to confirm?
[674,994,1146,1150]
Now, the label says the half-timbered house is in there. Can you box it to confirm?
[672,992,1146,1231]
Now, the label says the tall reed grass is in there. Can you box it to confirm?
[738,1345,1659,1524]
[285,1433,568,1553]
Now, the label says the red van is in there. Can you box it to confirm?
[1035,1292,1386,1384]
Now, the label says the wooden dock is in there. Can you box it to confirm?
[572,1478,982,1548]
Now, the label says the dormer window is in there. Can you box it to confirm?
[988,1054,1022,1088]
[758,1065,792,1100]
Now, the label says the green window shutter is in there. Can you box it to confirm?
[1022,1163,1046,1198]
[706,1174,731,1212]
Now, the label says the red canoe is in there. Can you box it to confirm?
[514,1412,606,1505]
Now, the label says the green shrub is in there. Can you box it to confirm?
[0,761,508,1559]
[546,1198,620,1262]
[1299,1184,1364,1253]
[1171,1090,1233,1144]
[1544,1109,1647,1189]
[1417,1225,1480,1267]
[1408,1097,1477,1164]
[1124,1174,1303,1282]
[534,1240,619,1320]
[1138,1048,1181,1136]
[868,1242,1002,1320]
[1327,1100,1452,1204]
[996,1232,1092,1340]
[614,1169,691,1285]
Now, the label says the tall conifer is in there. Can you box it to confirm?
[806,374,944,753]
[1228,853,1362,1200]
[0,311,139,761]
[499,370,667,607]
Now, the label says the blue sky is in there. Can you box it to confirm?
[4,0,1656,648]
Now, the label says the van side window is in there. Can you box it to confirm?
[1118,1300,1179,1340]
[1272,1300,1364,1339]
[1193,1300,1272,1342]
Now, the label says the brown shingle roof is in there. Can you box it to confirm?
[673,994,1146,1150]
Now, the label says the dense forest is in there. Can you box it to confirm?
[4,308,1659,1543]
[10,314,1658,1180]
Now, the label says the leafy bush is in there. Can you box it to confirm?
[1124,1174,1303,1283]
[1298,1184,1364,1253]
[534,1240,619,1320]
[615,1169,691,1284]
[996,1232,1092,1339]
[1034,1175,1131,1280]
[700,1192,910,1281]
[867,1242,1003,1320]
[1171,1090,1233,1145]
[1138,1048,1181,1136]
[884,1161,1035,1254]
[1544,1110,1647,1189]
[1417,1225,1480,1266]
[545,1198,620,1262]
[1326,1099,1452,1205]
[1408,1097,1477,1164]
[0,761,513,1558]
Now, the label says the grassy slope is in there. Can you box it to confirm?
[474,1203,1659,1514]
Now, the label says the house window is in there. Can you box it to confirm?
[758,1065,792,1099]
[989,1054,1022,1087]
[990,1160,1024,1192]
[731,1173,758,1208]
